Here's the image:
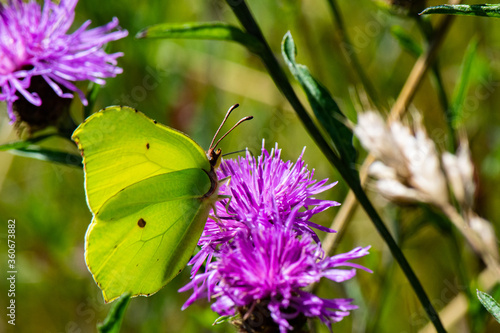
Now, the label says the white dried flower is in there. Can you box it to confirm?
[356,111,449,206]
[375,179,423,203]
[368,161,398,180]
[355,111,410,178]
[403,120,448,206]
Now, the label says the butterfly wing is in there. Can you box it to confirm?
[72,106,216,302]
[73,106,211,213]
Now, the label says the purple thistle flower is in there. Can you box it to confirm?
[180,207,371,332]
[189,142,340,276]
[0,0,127,123]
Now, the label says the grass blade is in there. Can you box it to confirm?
[450,38,479,128]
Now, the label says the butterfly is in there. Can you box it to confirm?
[72,104,251,302]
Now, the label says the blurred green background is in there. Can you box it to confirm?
[2,0,500,332]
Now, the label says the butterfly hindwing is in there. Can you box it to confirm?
[87,169,212,301]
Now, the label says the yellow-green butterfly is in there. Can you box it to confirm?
[72,104,250,302]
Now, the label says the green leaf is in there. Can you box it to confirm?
[136,22,263,54]
[281,31,356,165]
[477,290,500,323]
[213,314,238,326]
[10,146,82,167]
[420,4,500,18]
[0,135,53,151]
[391,26,422,58]
[98,293,131,333]
[450,38,479,128]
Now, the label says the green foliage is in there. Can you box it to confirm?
[213,314,239,326]
[391,25,423,58]
[10,146,82,167]
[477,290,500,324]
[281,32,356,166]
[421,4,500,18]
[450,38,479,128]
[0,135,53,151]
[136,22,263,54]
[98,293,131,333]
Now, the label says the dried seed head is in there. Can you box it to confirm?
[375,179,423,203]
[355,111,410,178]
[356,111,449,206]
[368,161,398,180]
[404,120,448,206]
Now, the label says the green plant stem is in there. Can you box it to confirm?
[325,0,388,111]
[225,1,445,332]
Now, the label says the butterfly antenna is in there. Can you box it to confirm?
[212,116,253,150]
[210,104,240,150]
[222,148,249,157]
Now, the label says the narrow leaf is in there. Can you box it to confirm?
[391,26,422,58]
[450,38,479,127]
[136,22,263,53]
[0,135,53,151]
[477,290,500,323]
[98,293,131,333]
[10,146,82,167]
[281,31,356,165]
[420,4,500,18]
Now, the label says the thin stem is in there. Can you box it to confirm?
[325,0,388,111]
[225,1,445,331]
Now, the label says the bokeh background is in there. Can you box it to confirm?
[1,0,500,332]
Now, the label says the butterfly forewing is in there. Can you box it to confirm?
[72,106,210,213]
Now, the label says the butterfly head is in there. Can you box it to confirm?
[208,147,222,169]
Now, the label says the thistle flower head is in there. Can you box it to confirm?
[181,208,371,332]
[189,142,340,275]
[0,0,128,125]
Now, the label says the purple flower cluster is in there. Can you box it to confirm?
[181,142,371,332]
[0,0,127,122]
